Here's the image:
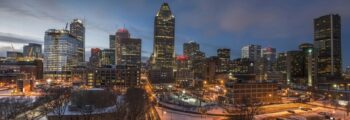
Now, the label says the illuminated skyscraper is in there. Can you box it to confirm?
[241,44,262,62]
[314,14,342,80]
[149,2,175,84]
[100,49,115,66]
[44,29,80,80]
[217,48,230,73]
[151,2,175,69]
[69,19,85,63]
[115,28,141,68]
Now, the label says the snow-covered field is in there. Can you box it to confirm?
[156,107,227,120]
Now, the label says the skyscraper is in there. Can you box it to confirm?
[183,41,199,57]
[314,14,342,80]
[299,43,314,86]
[217,48,230,72]
[100,49,115,66]
[89,48,101,67]
[109,35,116,49]
[69,19,85,63]
[115,28,141,68]
[261,47,276,71]
[23,43,42,59]
[286,51,305,85]
[151,2,175,69]
[44,29,80,80]
[241,44,262,62]
[149,2,175,84]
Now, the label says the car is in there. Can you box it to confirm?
[300,107,312,111]
[287,110,296,114]
[276,117,286,120]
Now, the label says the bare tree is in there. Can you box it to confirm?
[0,97,33,120]
[42,87,71,120]
[125,87,151,120]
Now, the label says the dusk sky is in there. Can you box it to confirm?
[0,0,349,68]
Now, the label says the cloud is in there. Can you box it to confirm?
[0,32,42,44]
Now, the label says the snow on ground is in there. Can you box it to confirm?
[156,107,227,120]
[206,106,228,115]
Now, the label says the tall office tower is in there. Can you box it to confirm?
[89,48,101,67]
[299,43,314,86]
[276,52,287,72]
[100,49,115,66]
[183,41,200,57]
[217,48,230,73]
[192,51,206,79]
[183,41,200,69]
[241,44,262,61]
[175,55,194,88]
[109,35,116,49]
[346,66,350,73]
[314,14,342,80]
[70,19,85,63]
[151,2,175,68]
[149,2,175,84]
[261,47,276,71]
[115,28,141,68]
[44,29,80,80]
[23,43,42,59]
[286,51,306,85]
[203,56,220,83]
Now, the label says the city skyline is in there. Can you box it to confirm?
[0,0,350,68]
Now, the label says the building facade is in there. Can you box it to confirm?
[261,47,276,71]
[23,43,42,59]
[115,28,141,68]
[44,29,80,80]
[89,48,101,67]
[241,44,262,61]
[100,49,115,66]
[149,2,176,84]
[286,51,306,86]
[314,14,342,81]
[217,48,230,73]
[69,19,85,63]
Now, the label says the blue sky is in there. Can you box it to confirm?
[0,0,349,68]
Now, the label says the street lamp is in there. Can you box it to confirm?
[46,78,52,84]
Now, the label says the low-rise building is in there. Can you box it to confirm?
[226,80,281,105]
[72,65,139,89]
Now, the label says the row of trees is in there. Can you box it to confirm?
[0,96,34,120]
